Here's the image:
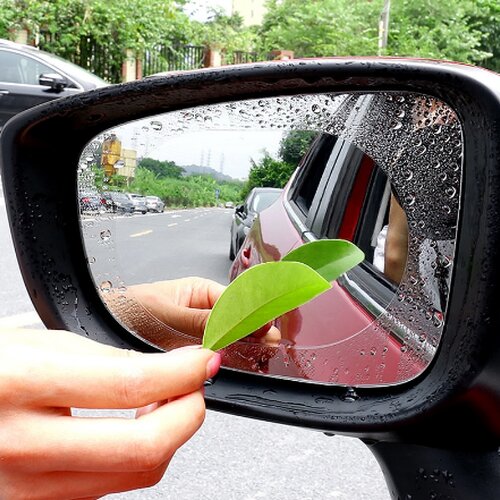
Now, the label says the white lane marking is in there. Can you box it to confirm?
[130,229,153,238]
[171,214,182,218]
[168,223,178,227]
[0,311,42,329]
[184,218,191,222]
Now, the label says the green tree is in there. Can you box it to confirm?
[279,130,317,166]
[258,0,380,58]
[129,167,243,208]
[467,0,500,71]
[241,155,293,199]
[0,0,193,81]
[241,129,317,198]
[258,0,494,66]
[190,9,257,62]
[138,158,185,179]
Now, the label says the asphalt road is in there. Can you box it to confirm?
[0,192,390,500]
[82,207,234,286]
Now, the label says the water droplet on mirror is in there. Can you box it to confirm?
[390,121,402,131]
[100,281,112,293]
[87,256,96,264]
[341,388,359,402]
[405,194,416,206]
[100,230,111,241]
[445,187,457,199]
[150,120,162,131]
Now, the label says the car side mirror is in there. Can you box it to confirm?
[39,72,68,92]
[235,204,245,215]
[2,60,499,471]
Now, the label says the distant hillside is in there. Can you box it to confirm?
[181,164,238,183]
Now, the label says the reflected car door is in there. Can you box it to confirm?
[230,118,418,384]
[0,48,81,127]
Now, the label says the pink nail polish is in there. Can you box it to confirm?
[206,352,222,379]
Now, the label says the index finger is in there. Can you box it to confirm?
[3,345,220,409]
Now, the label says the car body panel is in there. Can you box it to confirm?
[229,192,416,385]
[229,187,283,260]
[126,193,148,214]
[0,39,107,128]
[102,191,134,213]
[145,195,164,212]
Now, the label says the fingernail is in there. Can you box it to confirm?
[206,352,221,379]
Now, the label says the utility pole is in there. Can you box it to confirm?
[378,0,391,56]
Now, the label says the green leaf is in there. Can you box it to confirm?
[202,261,331,351]
[282,240,364,282]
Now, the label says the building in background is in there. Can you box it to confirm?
[231,0,266,26]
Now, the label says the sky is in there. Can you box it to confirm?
[184,0,232,21]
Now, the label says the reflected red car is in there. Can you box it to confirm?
[229,132,426,386]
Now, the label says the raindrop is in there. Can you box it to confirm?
[150,120,162,131]
[341,387,359,402]
[415,145,427,156]
[390,121,403,131]
[100,229,111,241]
[100,280,112,293]
[405,194,416,206]
[445,187,457,199]
[87,256,96,264]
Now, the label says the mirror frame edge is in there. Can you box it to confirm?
[1,58,499,448]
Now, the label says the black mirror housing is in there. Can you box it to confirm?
[1,59,500,455]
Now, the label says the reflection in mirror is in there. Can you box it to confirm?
[78,92,462,387]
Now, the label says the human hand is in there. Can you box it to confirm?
[128,277,225,337]
[128,277,281,345]
[0,328,220,499]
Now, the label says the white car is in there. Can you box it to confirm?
[125,193,147,214]
[145,195,165,212]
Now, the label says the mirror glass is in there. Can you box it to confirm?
[78,91,462,387]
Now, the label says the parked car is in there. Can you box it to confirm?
[2,60,499,499]
[79,191,105,214]
[102,191,134,214]
[145,195,165,212]
[0,38,107,128]
[125,193,147,214]
[229,187,282,260]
